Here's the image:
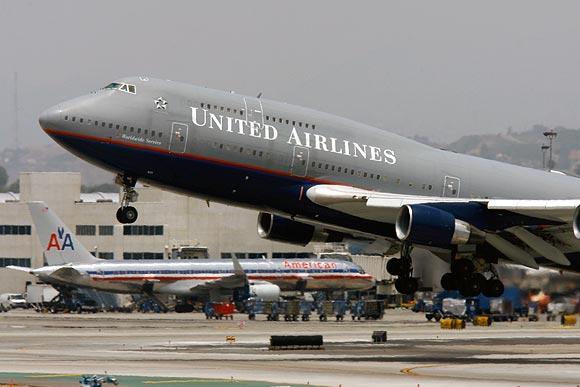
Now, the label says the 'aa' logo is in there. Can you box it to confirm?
[46,227,74,251]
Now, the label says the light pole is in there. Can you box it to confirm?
[543,129,558,170]
[541,144,550,170]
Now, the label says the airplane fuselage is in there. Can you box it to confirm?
[39,77,580,271]
[32,259,373,296]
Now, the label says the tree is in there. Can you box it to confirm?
[0,166,7,190]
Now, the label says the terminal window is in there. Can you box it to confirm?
[76,225,96,236]
[272,252,312,259]
[123,225,164,236]
[123,252,164,260]
[0,258,31,268]
[0,225,32,235]
[99,225,114,236]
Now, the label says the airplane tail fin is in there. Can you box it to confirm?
[27,202,101,266]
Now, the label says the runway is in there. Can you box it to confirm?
[0,309,578,387]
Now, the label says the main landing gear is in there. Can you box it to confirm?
[115,174,139,224]
[440,258,504,298]
[386,244,419,295]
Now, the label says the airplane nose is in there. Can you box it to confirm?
[38,105,61,132]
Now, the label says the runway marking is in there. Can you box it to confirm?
[30,373,81,378]
[143,379,239,384]
[400,364,439,376]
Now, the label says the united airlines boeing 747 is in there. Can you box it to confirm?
[38,76,580,297]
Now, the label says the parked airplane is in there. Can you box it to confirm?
[8,202,374,301]
[38,77,580,297]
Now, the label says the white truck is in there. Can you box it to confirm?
[0,293,28,311]
[26,284,59,310]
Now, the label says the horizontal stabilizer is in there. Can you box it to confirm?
[5,265,34,274]
[49,266,83,282]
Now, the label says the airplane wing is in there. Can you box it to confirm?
[189,257,247,293]
[306,184,580,270]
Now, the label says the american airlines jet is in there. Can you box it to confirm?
[9,202,373,301]
[38,77,580,298]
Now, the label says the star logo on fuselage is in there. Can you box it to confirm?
[154,97,167,110]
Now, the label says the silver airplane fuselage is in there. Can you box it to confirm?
[31,259,373,296]
[38,77,580,272]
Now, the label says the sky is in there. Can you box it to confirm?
[2,0,580,149]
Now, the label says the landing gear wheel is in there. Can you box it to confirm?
[459,273,484,297]
[440,273,458,291]
[395,277,418,295]
[451,259,475,276]
[483,279,504,298]
[116,206,138,224]
[386,258,402,276]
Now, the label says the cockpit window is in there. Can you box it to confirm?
[103,82,136,94]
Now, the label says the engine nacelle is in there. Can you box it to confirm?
[248,281,280,301]
[257,212,342,246]
[574,206,580,239]
[395,204,484,247]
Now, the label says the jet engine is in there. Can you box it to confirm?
[257,212,342,246]
[395,204,485,247]
[248,281,280,301]
[573,206,580,239]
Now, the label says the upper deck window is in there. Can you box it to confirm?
[103,82,136,94]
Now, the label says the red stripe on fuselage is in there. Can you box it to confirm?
[91,274,373,282]
[43,127,354,187]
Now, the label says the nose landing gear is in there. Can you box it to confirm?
[115,174,139,224]
[387,244,419,295]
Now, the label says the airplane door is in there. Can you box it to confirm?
[443,176,460,197]
[169,122,188,153]
[243,97,264,125]
[291,146,310,177]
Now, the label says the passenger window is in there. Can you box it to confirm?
[158,132,162,138]
[72,117,76,122]
[65,115,68,120]
[201,103,204,108]
[109,123,113,128]
[252,150,257,156]
[144,129,148,135]
[299,122,302,127]
[292,121,296,126]
[279,118,282,123]
[227,108,230,112]
[312,161,316,167]
[120,84,128,92]
[377,175,381,180]
[95,121,99,126]
[338,167,342,172]
[137,128,141,133]
[363,172,367,178]
[286,120,289,124]
[102,122,105,127]
[351,170,354,175]
[325,164,329,170]
[240,110,244,115]
[266,116,269,120]
[80,118,84,123]
[151,130,155,136]
[331,165,335,171]
[259,151,263,157]
[305,123,309,128]
[370,174,374,178]
[128,85,136,94]
[312,124,316,129]
[239,147,244,153]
